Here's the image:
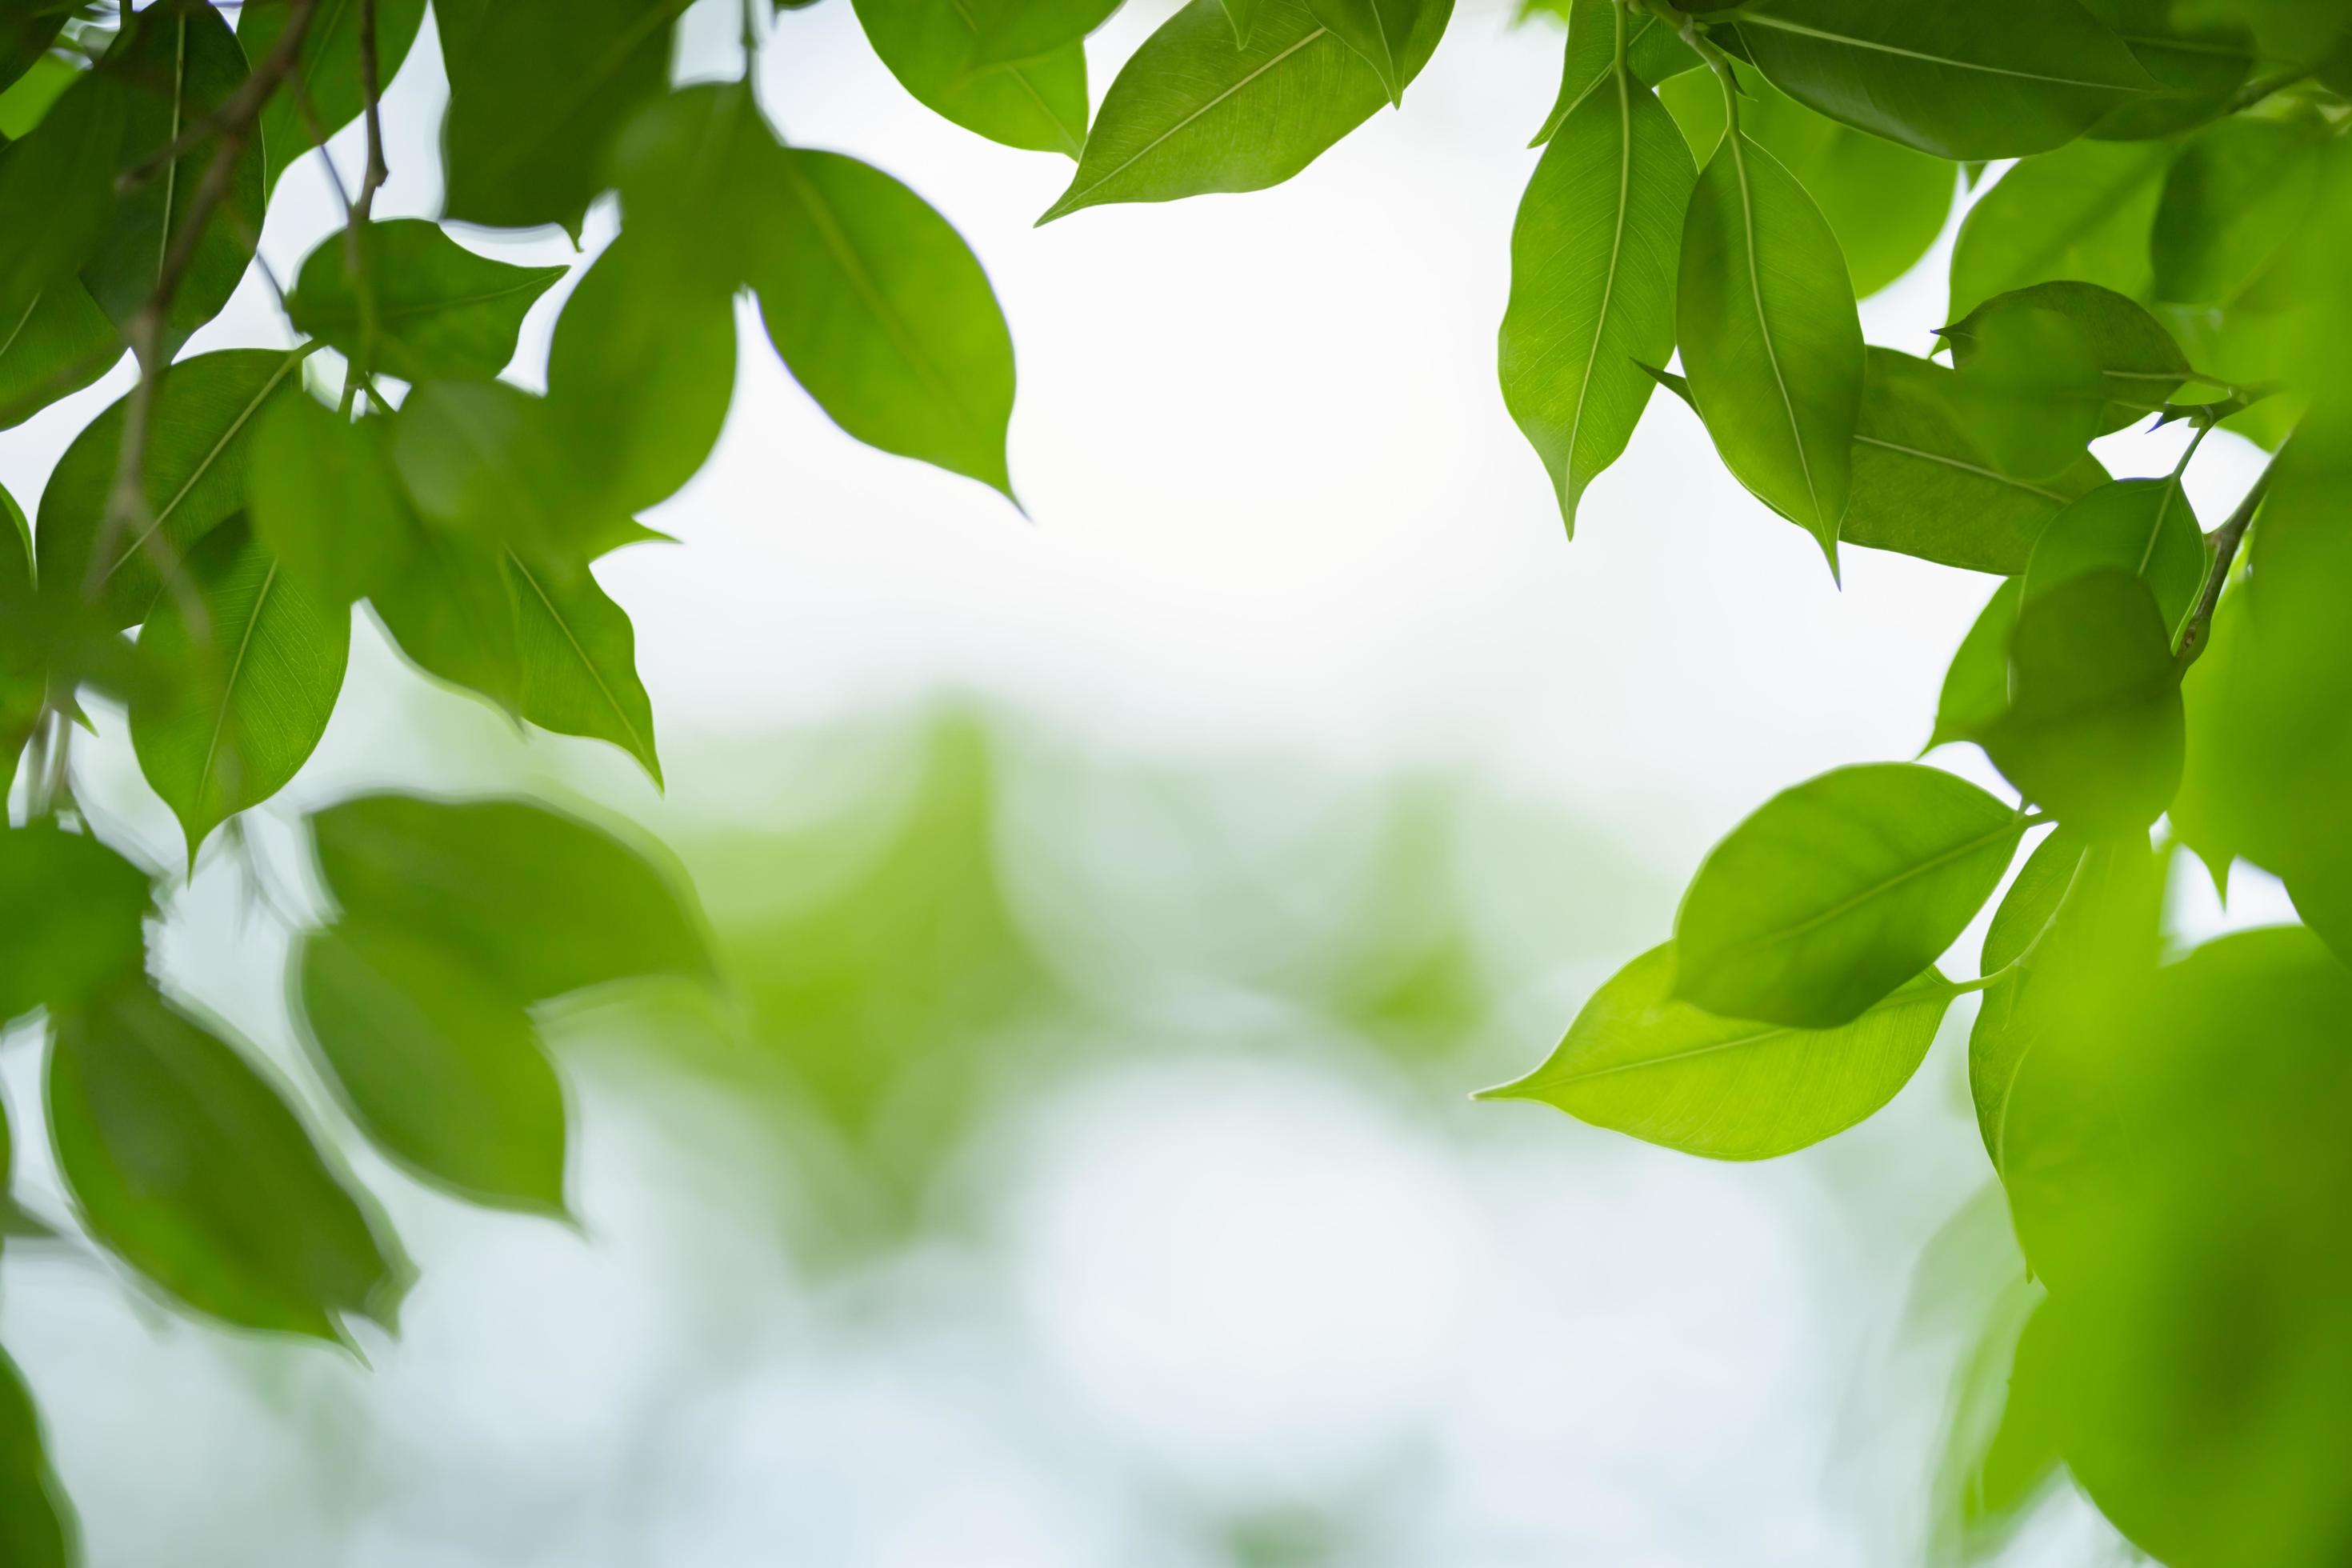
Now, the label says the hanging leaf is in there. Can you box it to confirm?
[1966,826,2093,1171]
[0,823,152,1023]
[2021,477,2205,641]
[389,379,638,562]
[1310,0,1435,106]
[1499,32,1694,532]
[1943,282,2193,449]
[505,547,662,784]
[1948,138,2174,319]
[248,397,418,606]
[852,0,1087,158]
[369,526,522,713]
[609,82,774,294]
[0,1347,74,1568]
[242,0,429,198]
[285,219,566,382]
[1530,0,1698,147]
[1674,762,2025,1028]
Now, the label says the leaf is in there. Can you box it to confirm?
[1674,762,2025,1028]
[35,346,312,628]
[0,277,119,434]
[367,528,523,714]
[80,0,265,356]
[0,823,152,1022]
[2150,117,2326,306]
[1498,30,1694,532]
[0,74,129,333]
[1481,942,1951,1159]
[954,0,1124,66]
[752,146,1018,496]
[1310,0,1434,106]
[0,1079,53,1241]
[1978,568,2184,836]
[1658,63,1954,298]
[308,792,712,1003]
[1848,350,2108,577]
[285,219,566,382]
[2021,477,2205,641]
[545,234,736,513]
[852,0,1087,158]
[1676,124,1862,572]
[1929,577,2022,753]
[248,396,418,606]
[1530,0,1698,147]
[504,547,662,784]
[1947,138,2174,318]
[296,923,569,1215]
[439,0,680,234]
[608,82,773,294]
[242,0,428,198]
[129,522,351,863]
[1038,0,1453,222]
[2084,0,2254,139]
[1966,827,2111,1173]
[389,379,636,561]
[1727,0,2155,160]
[1,482,38,793]
[0,1347,74,1568]
[47,981,408,1340]
[1944,282,2193,439]
[0,5,65,97]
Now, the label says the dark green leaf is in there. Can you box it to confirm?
[309,792,712,1002]
[0,4,65,97]
[1481,942,1950,1159]
[2022,477,2205,640]
[608,82,772,294]
[505,546,662,784]
[2084,0,2254,139]
[1944,282,2192,440]
[0,823,151,1022]
[0,1347,74,1568]
[752,147,1017,496]
[1499,37,1694,532]
[129,521,351,862]
[242,0,427,198]
[1674,762,2024,1028]
[297,922,569,1215]
[48,981,408,1340]
[367,527,522,714]
[0,1079,52,1240]
[1947,138,2173,318]
[286,219,565,382]
[0,74,129,334]
[1310,0,1436,106]
[1530,0,1698,147]
[248,396,418,606]
[853,0,1086,158]
[1038,0,1452,221]
[0,275,118,434]
[1677,124,1862,571]
[1728,0,2155,160]
[1929,577,2022,752]
[389,379,636,560]
[2150,116,2326,306]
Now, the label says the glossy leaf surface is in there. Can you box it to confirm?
[1530,0,1698,147]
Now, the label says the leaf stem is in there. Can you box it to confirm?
[2176,453,2281,667]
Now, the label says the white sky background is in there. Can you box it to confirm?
[0,1,2290,1562]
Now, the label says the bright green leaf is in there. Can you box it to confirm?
[248,396,418,606]
[286,219,566,382]
[1310,0,1434,106]
[1530,0,1698,147]
[0,823,151,1022]
[1948,138,2174,318]
[1221,0,1265,46]
[853,0,1087,158]
[1929,577,2022,752]
[2150,116,2326,306]
[2085,0,2254,139]
[390,379,637,560]
[955,0,1122,66]
[2022,477,2205,639]
[505,547,662,785]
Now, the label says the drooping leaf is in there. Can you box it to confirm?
[80,0,265,355]
[438,0,679,234]
[0,1347,74,1568]
[1947,138,2174,318]
[1929,577,2023,752]
[242,0,428,198]
[752,146,1017,496]
[0,276,119,434]
[504,548,662,785]
[0,74,129,335]
[1726,0,2156,160]
[1038,0,1452,222]
[309,792,712,1002]
[1498,32,1694,532]
[129,522,351,863]
[2021,477,2205,640]
[608,82,773,294]
[1530,0,1698,147]
[367,527,523,714]
[1674,762,2024,1028]
[389,379,636,561]
[1482,942,1951,1159]
[0,823,151,1022]
[1847,349,2107,577]
[36,346,312,628]
[47,981,408,1340]
[285,219,566,382]
[1310,0,1434,106]
[2150,116,2326,306]
[852,0,1087,158]
[248,396,418,606]
[296,922,569,1215]
[1677,124,1862,571]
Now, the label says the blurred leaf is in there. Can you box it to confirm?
[752,147,1017,496]
[310,792,712,1002]
[248,397,418,606]
[1499,42,1694,532]
[1310,0,1435,106]
[0,1347,74,1568]
[0,275,118,434]
[1944,282,2192,441]
[1929,577,2022,752]
[1,482,36,793]
[48,981,409,1341]
[389,379,637,561]
[2022,476,2204,640]
[2150,116,2326,306]
[505,548,662,784]
[286,219,565,382]
[1530,0,1698,147]
[608,82,772,294]
[129,521,350,863]
[0,822,150,1022]
[1482,942,1950,1159]
[1947,138,2173,319]
[0,74,128,334]
[1038,0,1450,222]
[0,5,64,97]
[0,1080,54,1240]
[853,0,1086,158]
[242,0,427,198]
[1678,127,1862,572]
[2085,0,2253,138]
[1674,762,2022,1028]
[1728,0,2155,159]
[297,922,568,1216]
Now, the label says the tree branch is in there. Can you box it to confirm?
[2176,459,2278,667]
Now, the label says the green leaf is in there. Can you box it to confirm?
[608,82,773,294]
[2022,477,2204,640]
[0,1079,53,1241]
[296,922,569,1216]
[2084,0,2254,139]
[80,0,264,356]
[0,50,74,140]
[1847,350,2107,577]
[285,219,566,383]
[309,792,712,1002]
[1498,34,1694,532]
[1966,826,2106,1172]
[2170,577,2245,886]
[1727,0,2155,160]
[439,0,679,234]
[248,396,418,606]
[1658,63,1953,299]
[0,74,129,334]
[1947,138,2174,318]
[389,379,636,561]
[1944,282,2192,440]
[1978,567,2183,836]
[1677,124,1862,572]
[1038,0,1452,222]
[504,547,662,785]
[2150,117,2326,306]
[953,0,1123,66]
[242,0,427,198]
[1,483,38,794]
[545,234,736,514]
[1929,577,2022,752]
[1674,762,2024,1028]
[852,0,1087,158]
[129,522,351,863]
[0,1347,74,1568]
[367,527,523,714]
[1310,0,1434,106]
[0,276,119,434]
[1,5,66,97]
[1481,942,1951,1159]
[1222,0,1265,46]
[752,146,1017,496]
[1530,0,1698,147]
[35,346,311,628]
[48,981,409,1340]
[0,823,151,1022]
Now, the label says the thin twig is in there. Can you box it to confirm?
[2176,459,2279,667]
